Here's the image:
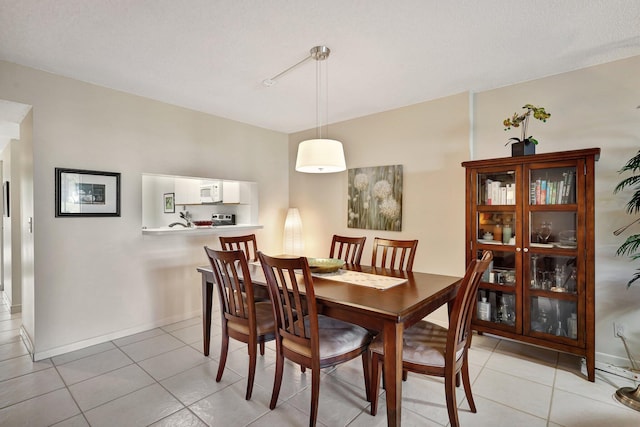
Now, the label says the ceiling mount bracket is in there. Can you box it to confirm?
[262,45,330,87]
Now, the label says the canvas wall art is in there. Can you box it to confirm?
[348,165,403,231]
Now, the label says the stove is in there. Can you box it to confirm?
[211,214,235,226]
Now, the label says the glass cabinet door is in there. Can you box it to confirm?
[523,162,582,343]
[475,248,520,331]
[473,168,521,333]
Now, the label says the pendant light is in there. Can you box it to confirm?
[295,46,346,173]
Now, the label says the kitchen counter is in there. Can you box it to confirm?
[141,224,263,235]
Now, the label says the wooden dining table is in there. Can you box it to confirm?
[197,262,462,427]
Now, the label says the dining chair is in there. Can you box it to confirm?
[371,237,418,271]
[219,234,259,262]
[204,246,276,400]
[258,252,373,427]
[368,250,493,427]
[220,233,270,305]
[329,234,366,265]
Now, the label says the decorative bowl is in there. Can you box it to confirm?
[307,258,345,273]
[558,230,577,247]
[193,220,213,227]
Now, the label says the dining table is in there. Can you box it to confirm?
[197,261,462,427]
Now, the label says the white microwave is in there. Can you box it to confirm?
[200,182,221,203]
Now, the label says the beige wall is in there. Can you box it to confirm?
[289,55,640,364]
[0,60,290,359]
[1,54,639,365]
[289,92,471,323]
[473,55,640,365]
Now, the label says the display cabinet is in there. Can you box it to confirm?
[462,148,600,381]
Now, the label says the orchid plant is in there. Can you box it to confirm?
[503,104,551,146]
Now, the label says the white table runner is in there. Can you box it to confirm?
[312,270,407,290]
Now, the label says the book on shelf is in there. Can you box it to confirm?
[562,171,575,203]
[506,183,515,205]
[529,171,576,205]
[485,179,516,205]
[540,180,547,205]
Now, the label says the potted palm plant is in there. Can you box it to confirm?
[612,148,640,411]
[614,149,640,286]
[503,104,551,156]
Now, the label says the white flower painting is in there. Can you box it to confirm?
[348,165,403,231]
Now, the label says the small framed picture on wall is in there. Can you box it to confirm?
[164,192,175,213]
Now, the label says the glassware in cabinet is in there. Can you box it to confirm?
[478,249,517,286]
[476,289,516,327]
[528,254,578,294]
[529,211,578,249]
[529,296,578,340]
[477,211,517,245]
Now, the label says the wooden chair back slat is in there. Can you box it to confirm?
[330,235,366,265]
[205,247,254,323]
[220,234,259,262]
[371,237,418,271]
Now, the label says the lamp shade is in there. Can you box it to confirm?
[295,138,346,173]
[283,208,304,255]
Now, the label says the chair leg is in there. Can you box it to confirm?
[270,351,285,410]
[370,353,382,416]
[461,356,476,413]
[216,329,229,382]
[444,370,460,427]
[309,367,321,427]
[402,369,408,381]
[362,351,371,402]
[260,341,265,356]
[246,343,257,400]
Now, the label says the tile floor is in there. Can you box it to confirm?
[1,291,639,426]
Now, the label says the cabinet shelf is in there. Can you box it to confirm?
[528,288,578,300]
[479,283,516,291]
[528,204,577,211]
[463,148,599,382]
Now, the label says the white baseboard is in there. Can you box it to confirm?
[20,326,34,359]
[583,358,640,382]
[1,291,21,314]
[595,350,639,369]
[32,309,201,361]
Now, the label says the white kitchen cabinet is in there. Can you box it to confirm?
[174,178,201,205]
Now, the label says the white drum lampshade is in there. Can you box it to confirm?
[295,139,346,173]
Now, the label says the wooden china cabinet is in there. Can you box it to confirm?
[462,148,600,381]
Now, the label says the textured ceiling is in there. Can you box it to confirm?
[1,0,639,133]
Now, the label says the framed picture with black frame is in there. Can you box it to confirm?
[55,168,121,217]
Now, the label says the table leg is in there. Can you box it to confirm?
[201,274,213,356]
[383,321,403,426]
